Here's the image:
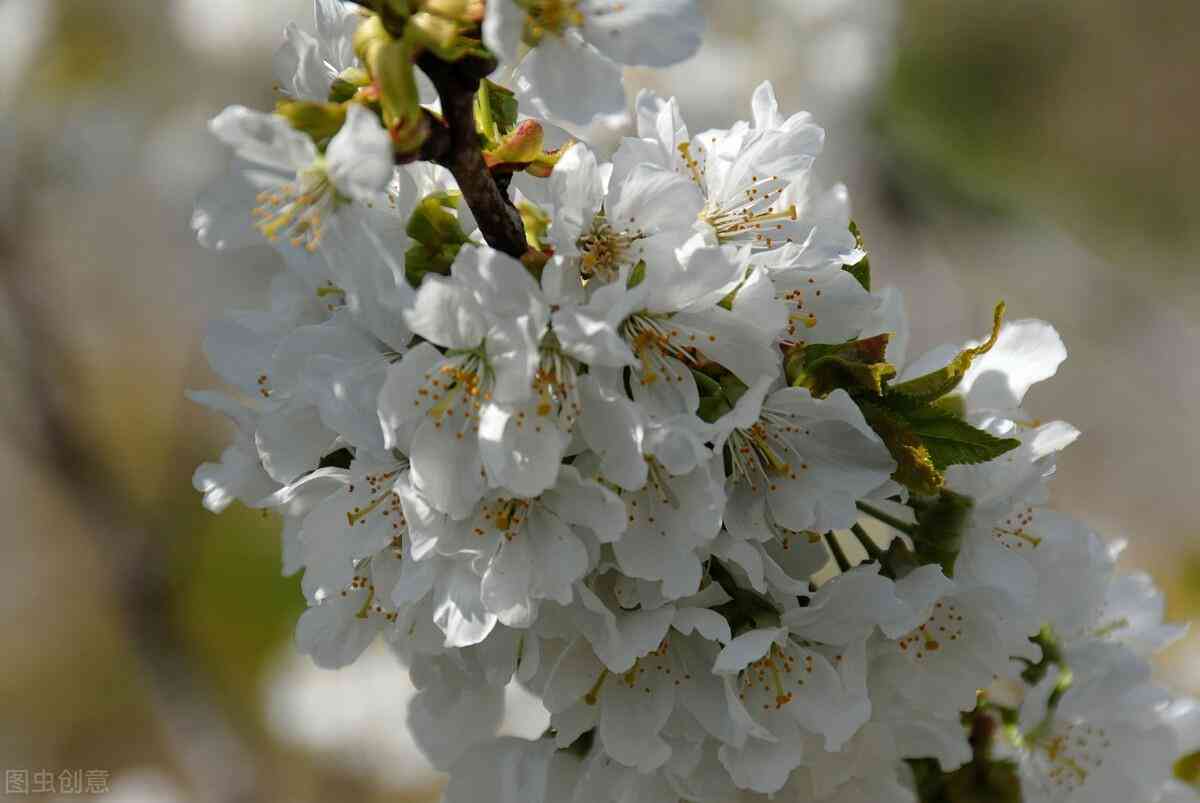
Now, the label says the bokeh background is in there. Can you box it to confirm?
[1,0,1198,800]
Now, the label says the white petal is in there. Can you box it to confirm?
[295,592,378,668]
[255,402,336,483]
[274,22,329,100]
[377,343,443,449]
[959,319,1067,411]
[713,628,783,674]
[326,104,394,200]
[408,668,505,769]
[209,105,316,172]
[481,533,536,628]
[479,402,568,498]
[597,671,674,772]
[481,0,524,65]
[548,143,604,253]
[540,464,628,541]
[453,245,548,327]
[192,167,272,251]
[577,374,647,491]
[485,320,543,404]
[432,561,498,647]
[579,0,703,67]
[410,419,487,520]
[517,33,626,126]
[404,275,487,349]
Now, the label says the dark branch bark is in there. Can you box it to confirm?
[415,53,529,259]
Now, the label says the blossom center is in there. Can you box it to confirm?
[726,412,809,494]
[419,352,494,436]
[621,313,710,387]
[520,0,584,41]
[251,162,340,251]
[534,338,582,431]
[577,212,646,283]
[896,600,963,660]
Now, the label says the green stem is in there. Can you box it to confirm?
[855,500,916,535]
[825,532,853,573]
[850,523,885,562]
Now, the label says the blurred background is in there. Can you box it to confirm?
[1,0,1198,800]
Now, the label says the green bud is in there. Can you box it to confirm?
[329,67,371,103]
[275,100,348,147]
[421,0,470,17]
[1175,751,1200,786]
[353,14,392,69]
[405,192,472,287]
[483,119,546,169]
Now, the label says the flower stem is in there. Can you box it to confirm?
[825,532,853,573]
[855,500,915,535]
[850,523,885,562]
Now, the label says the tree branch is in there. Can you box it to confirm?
[414,53,528,259]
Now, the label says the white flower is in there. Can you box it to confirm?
[609,452,726,601]
[621,87,825,253]
[188,391,279,513]
[193,104,394,252]
[378,245,554,517]
[548,143,700,286]
[1015,643,1178,803]
[400,465,626,631]
[274,0,363,102]
[868,566,1041,718]
[541,605,733,774]
[717,381,896,536]
[484,0,704,125]
[189,51,1196,803]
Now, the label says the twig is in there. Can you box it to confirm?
[415,53,528,258]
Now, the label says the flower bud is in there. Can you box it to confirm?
[276,100,348,145]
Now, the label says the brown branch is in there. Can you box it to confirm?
[415,53,529,259]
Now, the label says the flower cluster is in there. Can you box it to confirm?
[191,2,1199,802]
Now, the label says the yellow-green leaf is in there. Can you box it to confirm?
[859,401,944,496]
[904,407,1021,470]
[890,302,1006,405]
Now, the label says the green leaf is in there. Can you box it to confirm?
[844,220,871,291]
[858,400,944,496]
[904,407,1021,470]
[789,334,895,398]
[479,79,519,137]
[889,302,1006,405]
